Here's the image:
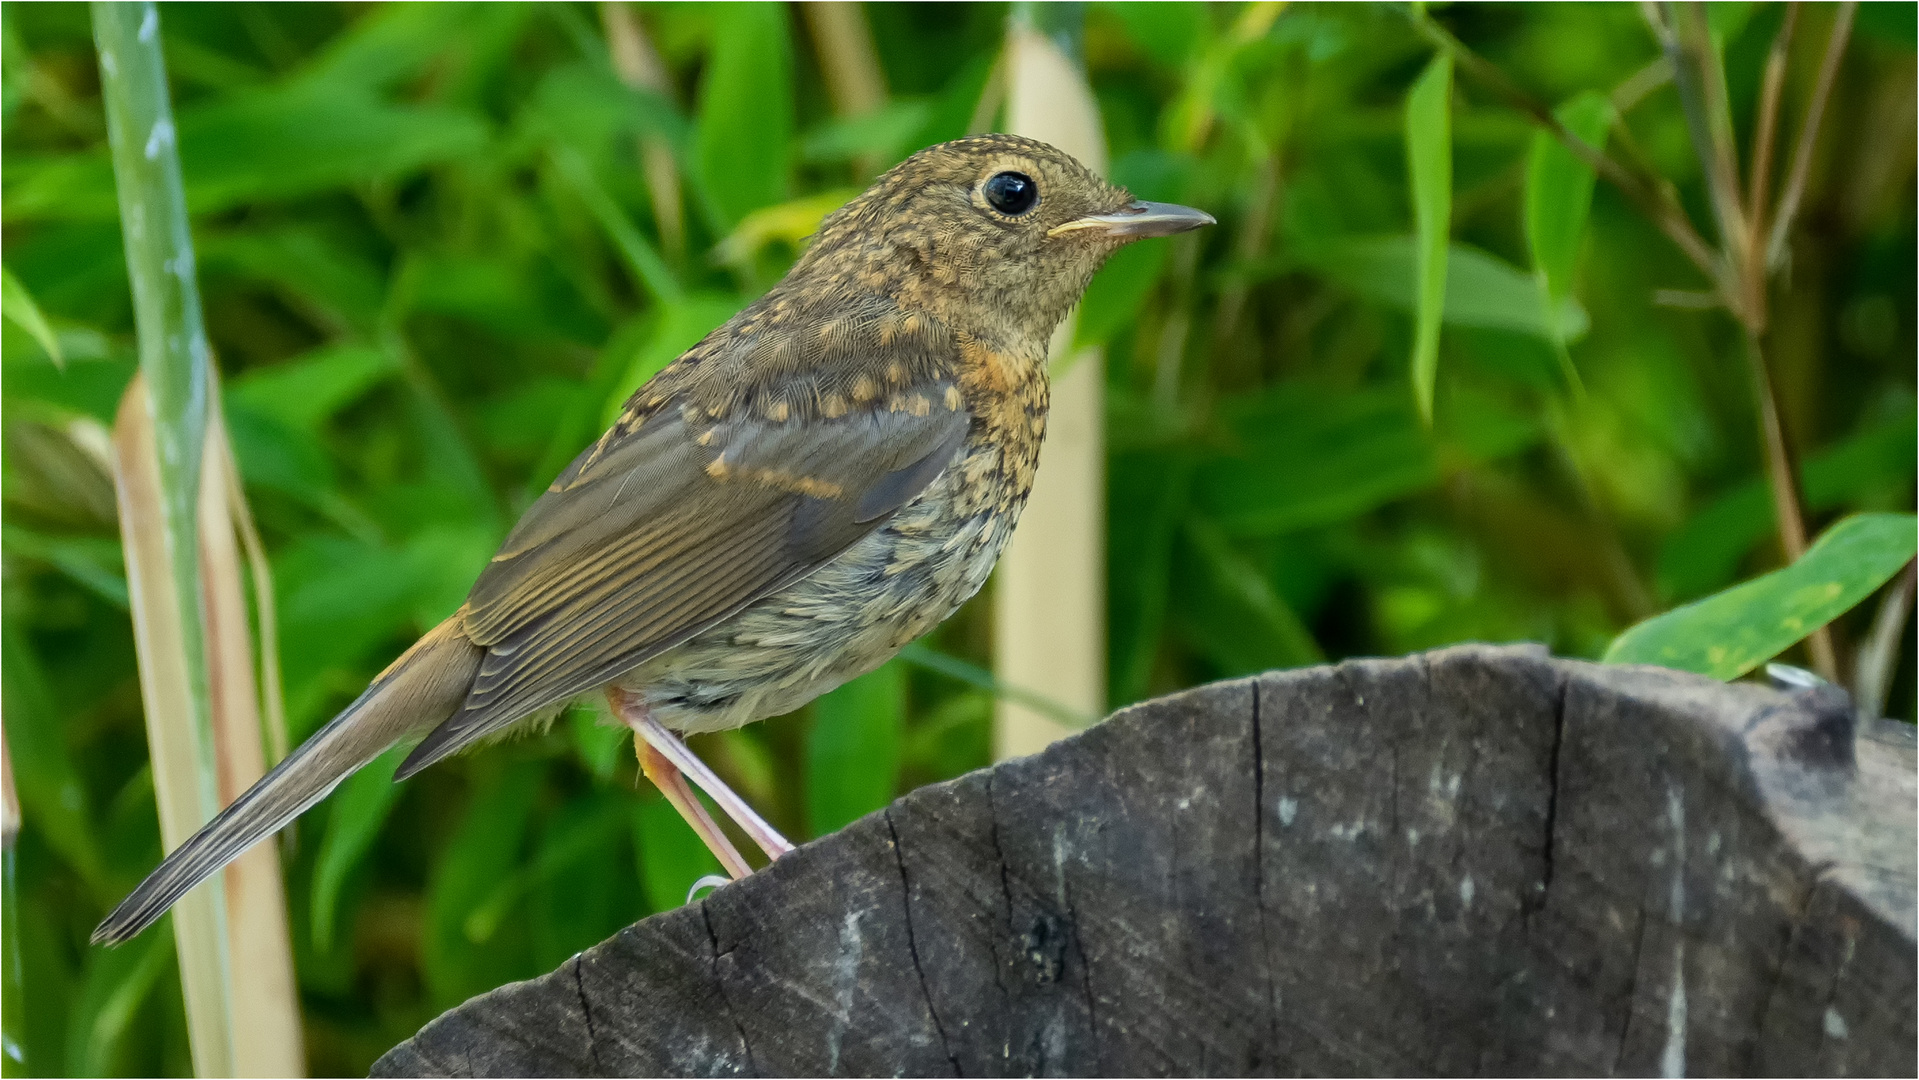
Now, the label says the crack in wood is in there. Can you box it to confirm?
[884,809,962,1076]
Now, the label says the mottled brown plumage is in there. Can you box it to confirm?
[96,134,1212,944]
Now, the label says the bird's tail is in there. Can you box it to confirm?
[93,613,484,945]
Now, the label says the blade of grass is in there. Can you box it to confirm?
[550,143,682,306]
[899,644,1094,731]
[97,5,302,1073]
[96,0,229,1067]
[2,265,65,368]
[1406,52,1452,423]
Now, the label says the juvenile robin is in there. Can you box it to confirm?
[95,134,1213,944]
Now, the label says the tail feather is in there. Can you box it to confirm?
[93,614,483,945]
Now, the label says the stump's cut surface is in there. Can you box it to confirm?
[374,646,1917,1077]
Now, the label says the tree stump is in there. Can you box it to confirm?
[373,645,1916,1077]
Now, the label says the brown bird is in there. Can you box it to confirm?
[94,133,1213,944]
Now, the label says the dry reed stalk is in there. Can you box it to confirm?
[994,15,1108,760]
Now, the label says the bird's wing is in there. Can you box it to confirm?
[395,332,970,778]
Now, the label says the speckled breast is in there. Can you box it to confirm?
[614,425,1037,734]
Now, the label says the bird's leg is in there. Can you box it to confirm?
[632,711,796,862]
[606,689,795,868]
[635,737,754,880]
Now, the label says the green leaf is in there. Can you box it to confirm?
[2,266,63,367]
[1299,236,1589,341]
[693,3,793,230]
[1097,1,1210,70]
[1193,385,1439,537]
[7,85,491,222]
[424,762,542,1006]
[1525,91,1614,304]
[298,1,491,92]
[801,100,933,166]
[550,144,682,306]
[226,344,397,433]
[1177,518,1325,676]
[464,793,624,945]
[806,660,904,836]
[1405,52,1452,423]
[197,228,387,336]
[2,618,105,891]
[62,930,174,1077]
[309,746,406,953]
[1605,513,1919,680]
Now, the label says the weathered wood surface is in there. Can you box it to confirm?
[374,645,1916,1078]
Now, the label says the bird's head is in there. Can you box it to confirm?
[794,134,1214,352]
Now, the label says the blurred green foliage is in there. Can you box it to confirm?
[2,3,1913,1075]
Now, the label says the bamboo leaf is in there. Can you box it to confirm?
[1656,406,1917,602]
[1606,513,1919,680]
[226,343,397,434]
[1405,52,1452,423]
[1524,91,1615,304]
[2,266,64,367]
[1297,236,1589,342]
[1179,517,1325,675]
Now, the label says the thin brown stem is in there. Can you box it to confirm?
[1742,329,1836,679]
[1745,4,1798,259]
[1766,1,1856,269]
[1741,4,1798,330]
[1611,55,1672,114]
[1854,561,1916,720]
[1413,10,1721,282]
[1669,3,1747,265]
[802,2,887,117]
[803,2,889,178]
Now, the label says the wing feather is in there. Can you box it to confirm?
[395,328,971,780]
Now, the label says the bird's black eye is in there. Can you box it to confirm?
[984,171,1038,215]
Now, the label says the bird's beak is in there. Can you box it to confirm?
[1049,200,1217,239]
